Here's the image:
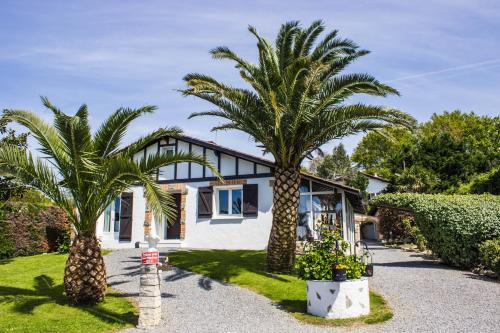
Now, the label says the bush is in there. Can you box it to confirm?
[371,194,500,268]
[0,202,70,259]
[378,207,413,240]
[479,239,500,276]
[295,227,366,280]
[378,207,426,250]
[457,167,500,195]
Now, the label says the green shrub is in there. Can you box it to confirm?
[295,227,366,280]
[479,239,500,276]
[371,194,500,268]
[401,217,427,251]
[57,231,71,254]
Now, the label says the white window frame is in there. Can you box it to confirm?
[214,185,243,218]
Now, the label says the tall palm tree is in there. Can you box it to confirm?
[0,98,218,304]
[181,20,414,272]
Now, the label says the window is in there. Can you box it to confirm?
[161,146,175,156]
[103,197,121,233]
[216,186,243,216]
[103,204,112,232]
[113,197,121,232]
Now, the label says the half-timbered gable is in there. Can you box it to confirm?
[133,135,273,183]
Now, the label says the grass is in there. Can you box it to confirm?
[0,252,137,333]
[169,249,393,327]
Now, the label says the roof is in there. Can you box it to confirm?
[362,172,390,183]
[171,134,275,167]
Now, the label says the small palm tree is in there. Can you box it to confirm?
[181,20,414,272]
[0,98,218,304]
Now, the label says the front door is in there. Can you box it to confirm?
[166,193,181,239]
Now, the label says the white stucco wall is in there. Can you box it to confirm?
[96,185,145,249]
[307,278,370,319]
[183,177,274,250]
[366,178,389,195]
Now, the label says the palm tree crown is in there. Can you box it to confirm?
[182,20,414,167]
[0,98,216,233]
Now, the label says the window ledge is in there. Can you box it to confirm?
[212,215,244,220]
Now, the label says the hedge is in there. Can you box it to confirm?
[370,194,500,268]
[0,202,70,259]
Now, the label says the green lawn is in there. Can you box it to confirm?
[169,249,393,327]
[0,253,137,333]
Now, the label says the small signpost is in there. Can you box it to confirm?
[141,251,159,265]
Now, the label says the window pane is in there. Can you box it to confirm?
[219,190,229,214]
[232,189,242,214]
[299,179,310,193]
[162,147,175,156]
[299,195,310,213]
[103,204,111,232]
[113,197,121,232]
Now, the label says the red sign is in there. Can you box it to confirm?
[141,251,159,265]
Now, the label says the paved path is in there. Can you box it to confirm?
[105,244,500,333]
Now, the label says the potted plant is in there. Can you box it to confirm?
[295,227,370,319]
[332,263,347,281]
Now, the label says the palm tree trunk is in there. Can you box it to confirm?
[64,232,107,304]
[267,166,301,272]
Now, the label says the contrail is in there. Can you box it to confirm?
[387,58,500,83]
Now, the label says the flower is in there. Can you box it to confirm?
[335,264,347,269]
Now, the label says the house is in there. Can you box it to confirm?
[363,173,390,199]
[96,135,364,250]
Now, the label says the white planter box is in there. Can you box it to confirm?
[307,278,370,319]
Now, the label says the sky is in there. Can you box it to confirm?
[1,0,499,161]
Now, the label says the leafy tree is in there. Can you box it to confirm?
[0,98,218,304]
[312,144,354,180]
[351,127,414,179]
[310,145,369,195]
[353,111,500,193]
[457,167,500,195]
[415,111,499,192]
[0,113,29,200]
[181,20,413,272]
[388,165,440,193]
[347,171,369,193]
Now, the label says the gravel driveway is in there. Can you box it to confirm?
[105,243,500,333]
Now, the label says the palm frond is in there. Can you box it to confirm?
[0,144,78,226]
[118,127,182,158]
[94,105,157,157]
